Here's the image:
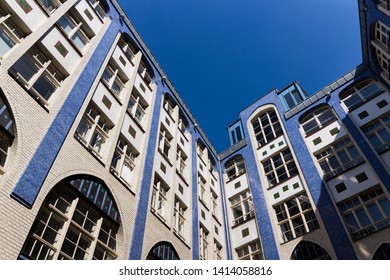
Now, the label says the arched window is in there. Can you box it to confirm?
[0,93,15,173]
[300,106,337,136]
[290,241,331,260]
[19,176,120,260]
[225,155,246,181]
[251,109,283,148]
[373,243,390,260]
[339,79,383,111]
[146,242,180,260]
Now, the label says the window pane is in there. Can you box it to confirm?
[344,213,360,232]
[33,75,56,100]
[379,198,390,216]
[367,203,384,222]
[0,29,15,56]
[13,55,38,82]
[356,208,371,227]
[71,31,88,51]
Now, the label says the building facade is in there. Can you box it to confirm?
[0,0,388,260]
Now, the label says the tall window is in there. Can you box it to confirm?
[199,226,208,260]
[300,106,337,136]
[225,155,246,181]
[0,6,26,57]
[57,11,93,53]
[198,176,206,203]
[173,198,186,239]
[361,113,390,154]
[101,63,127,98]
[315,137,363,180]
[163,96,175,117]
[75,106,112,158]
[10,45,66,105]
[262,148,298,188]
[274,193,319,243]
[87,0,108,21]
[252,109,283,147]
[340,80,383,111]
[19,182,119,260]
[236,240,263,260]
[36,0,66,15]
[230,191,254,226]
[0,95,15,173]
[127,90,147,124]
[151,175,168,220]
[138,61,153,87]
[211,190,218,219]
[176,149,187,178]
[118,37,137,63]
[338,185,390,241]
[110,135,137,187]
[214,241,222,260]
[158,128,172,160]
[279,84,307,110]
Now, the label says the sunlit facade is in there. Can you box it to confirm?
[0,0,388,260]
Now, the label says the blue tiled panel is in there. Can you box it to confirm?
[128,82,164,260]
[11,19,121,207]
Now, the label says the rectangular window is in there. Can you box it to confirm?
[75,106,112,158]
[199,226,208,260]
[127,91,147,124]
[230,191,254,226]
[236,240,263,260]
[87,0,107,21]
[361,113,390,154]
[158,128,172,160]
[36,0,63,15]
[57,12,93,52]
[315,137,364,180]
[225,156,246,181]
[101,63,126,98]
[110,135,137,187]
[151,175,168,220]
[176,149,187,178]
[10,45,66,105]
[0,6,26,57]
[338,186,390,241]
[274,193,319,242]
[262,148,298,188]
[173,198,185,239]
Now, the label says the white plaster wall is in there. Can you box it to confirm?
[92,82,121,123]
[6,0,46,31]
[349,92,390,126]
[74,0,103,35]
[121,114,144,153]
[267,176,304,205]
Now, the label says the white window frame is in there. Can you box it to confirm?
[176,149,187,178]
[110,135,137,186]
[36,0,64,15]
[87,0,107,21]
[236,240,263,260]
[340,80,383,111]
[338,186,390,241]
[315,137,364,180]
[199,226,208,260]
[251,109,283,148]
[0,7,25,58]
[151,176,168,220]
[158,129,172,160]
[10,45,65,105]
[127,92,147,124]
[361,113,390,154]
[262,148,298,188]
[225,156,246,181]
[274,193,319,243]
[75,106,111,158]
[173,199,186,239]
[230,191,254,226]
[101,63,126,98]
[300,106,337,136]
[20,187,117,260]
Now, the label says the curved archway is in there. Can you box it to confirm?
[290,241,331,260]
[146,242,180,260]
[19,175,120,260]
[0,91,16,172]
[373,243,390,260]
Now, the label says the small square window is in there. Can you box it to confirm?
[242,228,250,237]
[234,182,241,189]
[102,95,112,109]
[180,138,185,145]
[55,41,68,57]
[335,182,347,193]
[355,172,368,183]
[119,56,127,66]
[16,0,33,14]
[313,137,322,145]
[139,83,146,93]
[262,151,267,156]
[215,226,219,235]
[84,9,94,21]
[377,99,388,109]
[278,141,284,146]
[274,192,280,199]
[165,117,170,126]
[282,185,289,192]
[358,111,369,119]
[201,210,206,219]
[270,144,275,149]
[199,164,203,171]
[292,183,300,189]
[329,127,339,136]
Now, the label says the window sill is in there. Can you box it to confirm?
[304,119,338,138]
[127,110,146,133]
[173,230,191,249]
[158,148,173,167]
[323,158,365,181]
[225,171,246,183]
[150,208,171,230]
[231,212,255,229]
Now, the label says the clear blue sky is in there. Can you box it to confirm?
[118,0,362,153]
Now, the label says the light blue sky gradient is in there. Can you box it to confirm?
[118,0,362,152]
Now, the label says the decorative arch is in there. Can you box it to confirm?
[373,243,390,260]
[290,241,331,260]
[298,104,337,136]
[0,90,16,172]
[146,242,180,260]
[19,175,121,260]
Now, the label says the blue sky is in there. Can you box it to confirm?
[118,0,362,152]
